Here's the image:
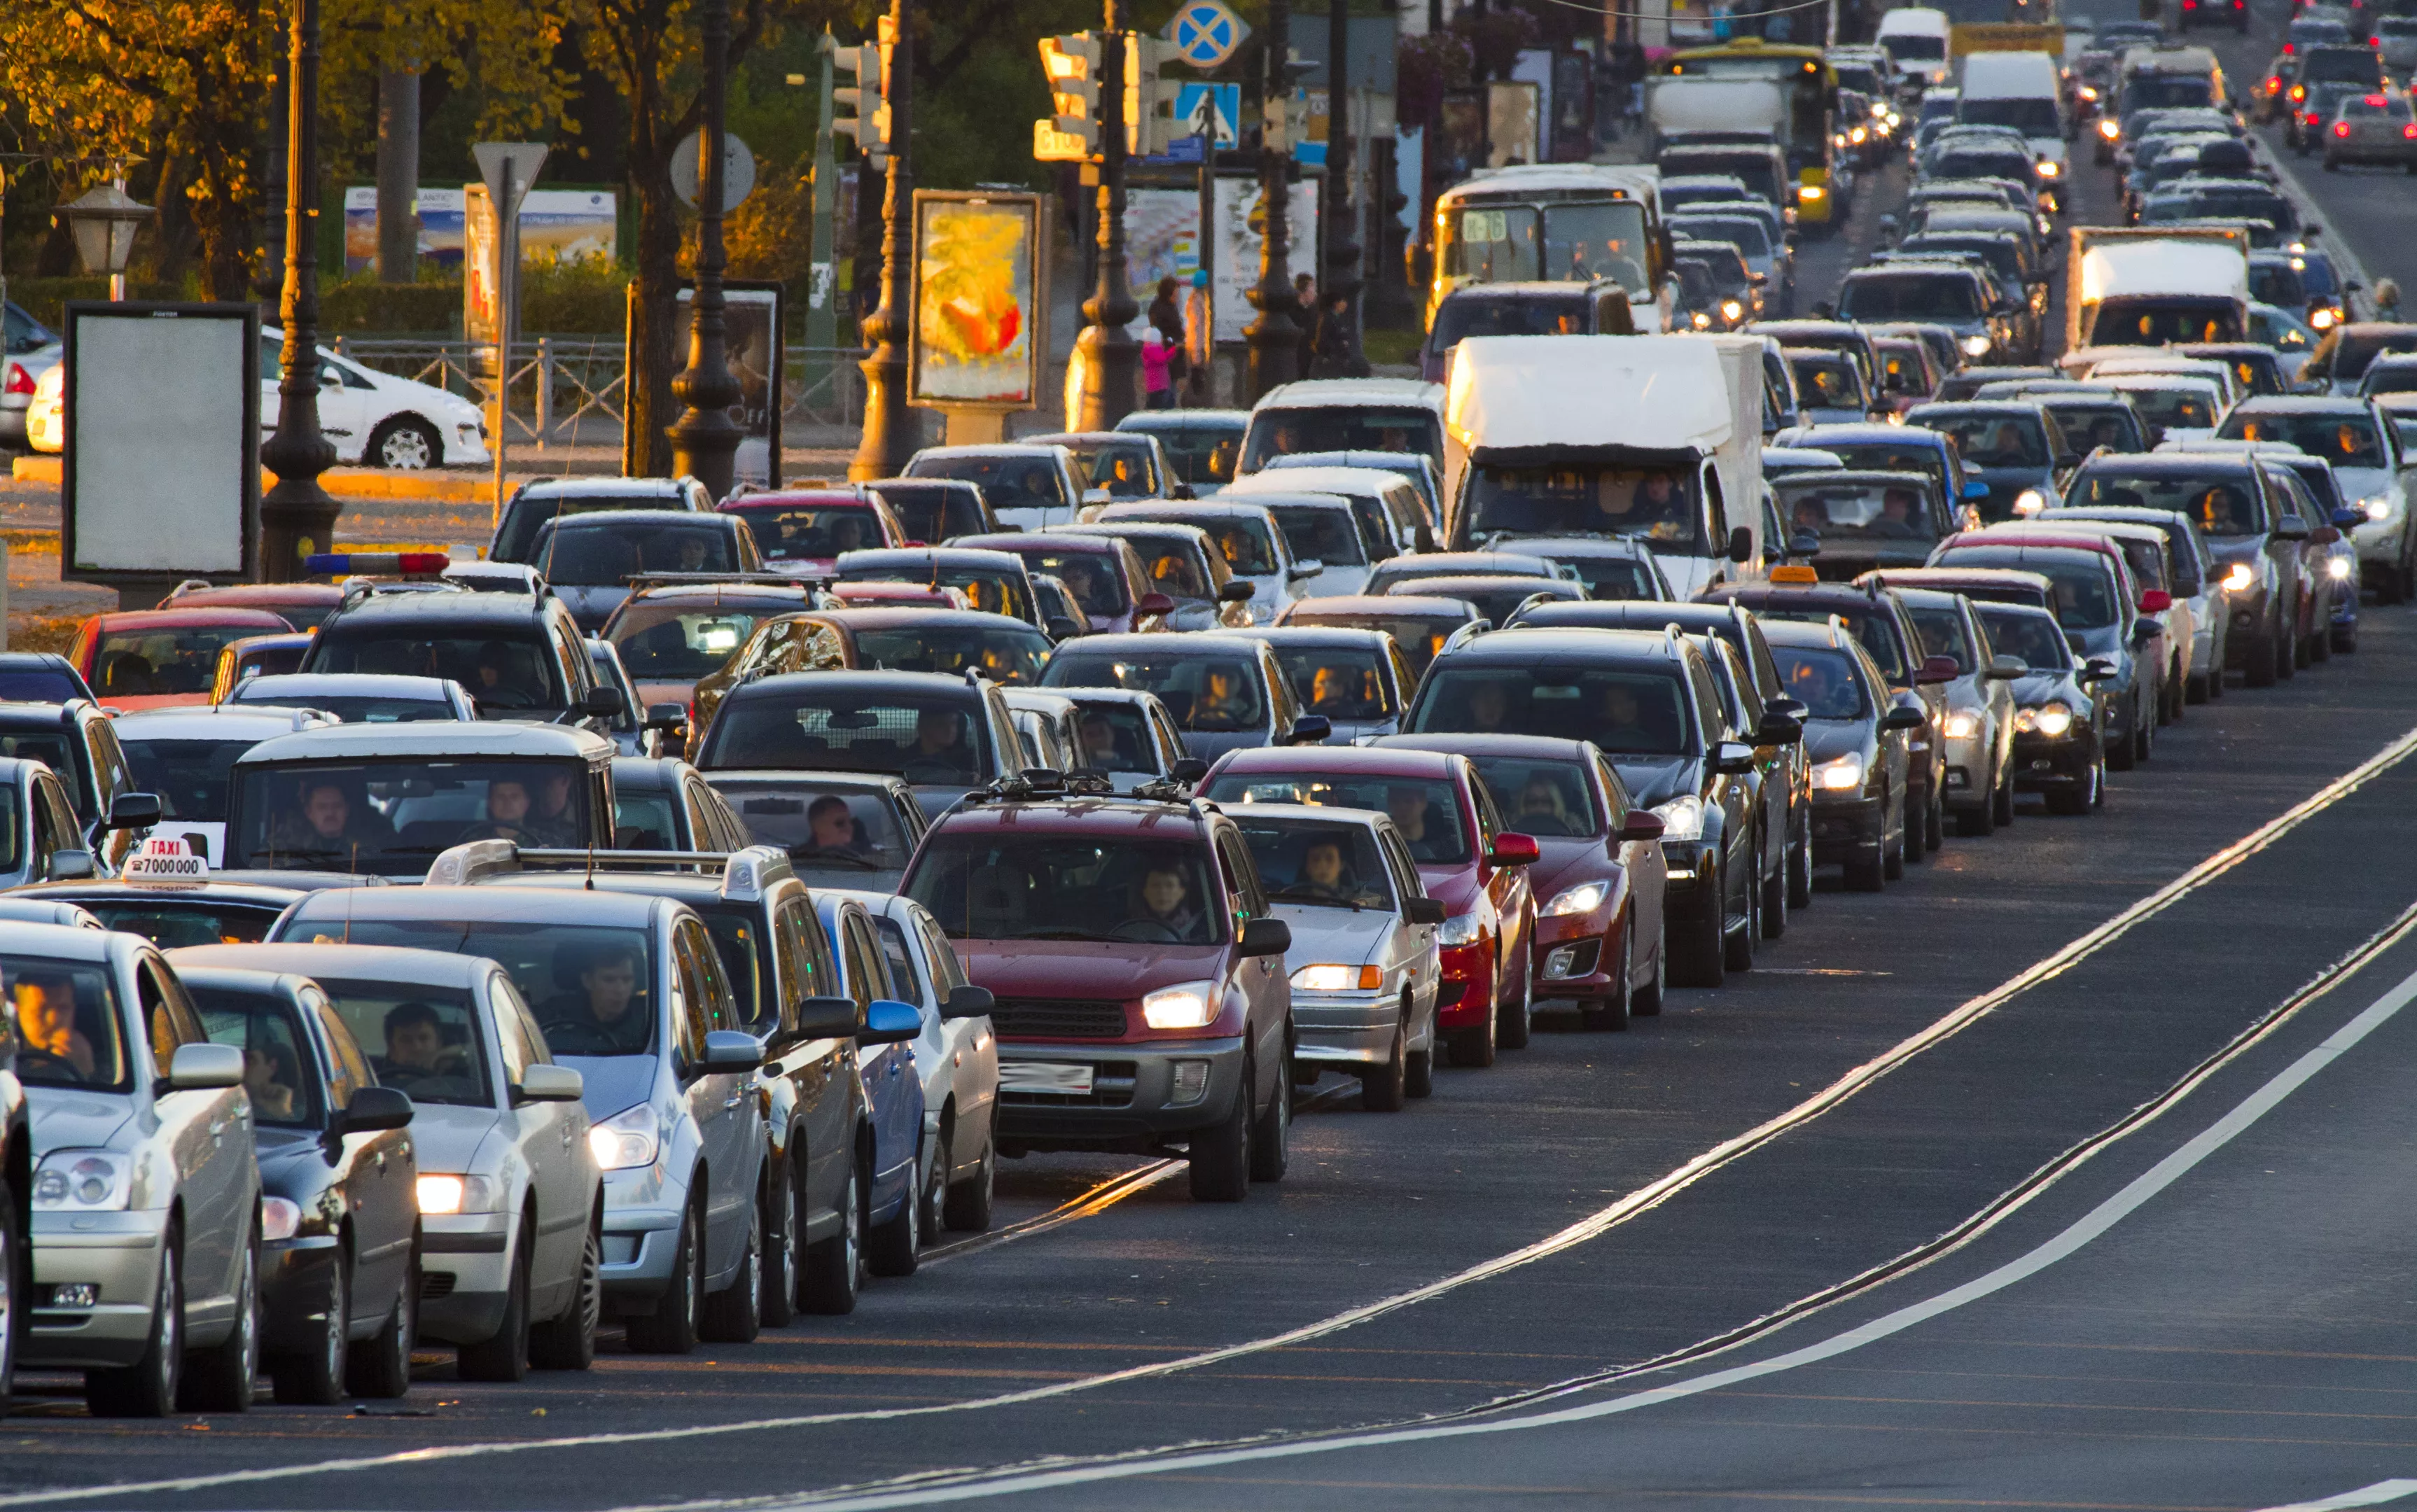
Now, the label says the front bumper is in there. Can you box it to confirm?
[1533,911,1617,997]
[417,1210,513,1343]
[25,1208,170,1369]
[1939,731,1988,811]
[1437,939,1496,1030]
[597,1160,698,1306]
[2010,729,2095,790]
[1292,990,1400,1067]
[1809,792,1884,864]
[2353,514,2406,575]
[994,1035,1246,1154]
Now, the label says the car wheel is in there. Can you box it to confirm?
[1632,909,1667,1016]
[529,1219,599,1368]
[1583,920,1634,1032]
[272,1248,349,1405]
[2245,630,2279,687]
[625,1200,702,1354]
[459,1219,535,1376]
[917,1135,949,1245]
[800,1159,863,1315]
[0,1182,16,1405]
[1724,867,1757,972]
[1496,934,1533,1049]
[1760,841,1789,939]
[865,1148,921,1278]
[759,1165,801,1328]
[1787,813,1813,911]
[348,1245,419,1397]
[943,1136,996,1233]
[2333,620,2359,654]
[2133,702,2154,762]
[86,1228,181,1418]
[180,1228,258,1412]
[367,416,442,470]
[2108,697,2139,768]
[1250,1045,1292,1182]
[701,1203,764,1340]
[1675,860,1727,987]
[1187,1060,1253,1203]
[1882,812,1906,881]
[1361,1013,1409,1110]
[1992,760,2016,828]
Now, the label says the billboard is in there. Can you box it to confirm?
[1124,182,1318,346]
[676,283,785,488]
[344,186,616,276]
[910,192,1043,410]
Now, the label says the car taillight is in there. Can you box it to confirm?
[2336,120,2353,136]
[2404,122,2417,138]
[2367,93,2389,106]
[2,364,30,396]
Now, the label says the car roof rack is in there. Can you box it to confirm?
[425,839,796,898]
[626,571,830,591]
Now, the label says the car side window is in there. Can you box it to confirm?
[1377,827,1422,901]
[136,960,194,1081]
[915,913,970,995]
[310,995,369,1111]
[493,992,534,1086]
[778,898,840,1014]
[1262,655,1300,732]
[27,780,63,875]
[1594,755,1633,826]
[1216,832,1268,920]
[88,719,132,804]
[840,916,884,1010]
[1468,774,1503,848]
[1687,658,1727,747]
[668,924,712,1060]
[875,918,926,1007]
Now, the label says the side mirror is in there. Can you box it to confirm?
[1287,713,1333,746]
[858,999,922,1045]
[644,701,688,732]
[1171,756,1209,784]
[1881,705,1927,732]
[1713,739,1760,774]
[795,994,863,1039]
[699,1029,764,1072]
[1755,713,1804,745]
[2334,507,2365,530]
[1290,557,1325,580]
[1486,832,1540,867]
[1727,526,1755,563]
[335,1085,416,1133]
[1617,811,1666,844]
[2080,657,2117,682]
[2138,588,2172,613]
[1963,479,1991,500]
[1218,580,1257,603]
[1239,916,1293,958]
[166,1042,244,1091]
[2273,514,2311,540]
[1045,615,1084,640]
[1169,482,1197,500]
[1787,529,1823,558]
[513,1064,585,1103]
[47,850,95,882]
[1402,896,1447,925]
[942,984,994,1021]
[1915,653,1960,685]
[1136,592,1176,618]
[1986,652,2026,679]
[107,792,163,831]
[582,685,626,719]
[1765,694,1809,720]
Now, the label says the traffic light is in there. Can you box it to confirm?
[1127,34,1180,157]
[1038,33,1105,156]
[833,21,893,165]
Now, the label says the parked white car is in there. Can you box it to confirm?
[26,328,488,470]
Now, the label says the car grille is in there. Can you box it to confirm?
[990,997,1130,1039]
[419,1272,457,1300]
[1001,1061,1139,1108]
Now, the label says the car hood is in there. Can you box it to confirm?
[2331,465,2394,503]
[402,1100,507,1175]
[554,584,634,634]
[2070,623,2129,668]
[28,1087,133,1154]
[1270,904,1398,966]
[560,1054,661,1121]
[954,939,1230,1002]
[2206,536,2268,569]
[2012,671,2087,708]
[1609,755,1700,811]
[1414,860,1485,913]
[1526,836,1613,907]
[1803,719,1875,765]
[1179,727,1275,763]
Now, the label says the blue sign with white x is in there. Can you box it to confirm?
[1171,0,1250,69]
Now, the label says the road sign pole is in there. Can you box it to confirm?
[492,158,513,517]
[1071,2,1141,431]
[807,33,839,410]
[670,0,747,500]
[849,0,916,481]
[1244,0,1299,402]
[1197,119,1213,404]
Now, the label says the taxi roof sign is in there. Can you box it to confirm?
[1769,564,1821,583]
[123,836,210,883]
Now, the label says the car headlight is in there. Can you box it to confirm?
[2100,118,2122,139]
[2012,488,2047,515]
[260,1196,305,1242]
[2328,554,2353,580]
[33,1151,132,1212]
[2017,701,2075,736]
[1692,311,1713,329]
[1290,963,1381,991]
[2363,494,2393,522]
[1939,710,1981,740]
[1721,299,1744,321]
[1142,979,1221,1029]
[1650,793,1706,841]
[2222,561,2258,592]
[1799,185,1825,202]
[586,1105,662,1172]
[416,1172,503,1214]
[1816,755,1866,792]
[2036,159,2061,177]
[2311,307,2339,331]
[1542,879,1612,917]
[1961,333,1994,357]
[1437,911,1484,948]
[2079,85,2100,101]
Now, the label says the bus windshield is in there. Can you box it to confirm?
[1442,200,1652,291]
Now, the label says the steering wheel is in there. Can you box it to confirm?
[902,758,968,783]
[15,1046,77,1080]
[1110,918,1183,944]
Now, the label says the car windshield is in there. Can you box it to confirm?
[232,758,594,874]
[1430,295,1590,350]
[1659,153,1782,201]
[2071,470,2269,536]
[1938,550,2120,628]
[1750,603,1910,680]
[344,923,656,1060]
[120,736,248,823]
[1192,517,1281,574]
[1124,423,1241,488]
[1265,504,1367,567]
[1673,215,1774,259]
[1959,95,2060,134]
[544,523,735,585]
[1272,646,1393,720]
[847,564,1036,624]
[1818,441,1950,489]
[1923,411,2049,467]
[2097,381,2219,431]
[1075,442,1159,498]
[0,668,85,703]
[95,624,267,700]
[298,976,495,1104]
[1883,31,1945,61]
[718,780,910,877]
[1115,531,1218,598]
[6,957,131,1091]
[1555,554,1662,600]
[2224,412,2386,469]
[907,836,1225,944]
[729,503,883,562]
[2364,365,2417,397]
[1284,610,1470,675]
[2090,300,2243,346]
[1045,651,1267,732]
[79,898,283,947]
[1237,820,1397,910]
[1464,465,1702,552]
[1409,666,1696,757]
[1792,354,1867,411]
[851,626,1051,686]
[907,454,1068,512]
[2124,75,2213,111]
[2335,331,2417,382]
[1974,606,2073,670]
[2250,262,2306,308]
[1242,407,1440,472]
[1770,647,1872,719]
[1066,701,1161,774]
[1207,771,1474,864]
[702,692,994,782]
[604,604,769,680]
[310,629,564,715]
[228,685,454,723]
[1469,755,1601,838]
[2040,401,2143,453]
[1839,272,1986,322]
[191,987,318,1127]
[1776,479,1942,543]
[1004,550,1131,617]
[1904,606,1974,672]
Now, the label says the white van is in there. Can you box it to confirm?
[1957,50,2068,195]
[1877,8,1953,85]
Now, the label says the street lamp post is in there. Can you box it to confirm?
[848,0,915,481]
[1244,0,1299,402]
[258,0,340,583]
[1071,1,1141,431]
[1320,0,1367,377]
[667,0,746,500]
[56,183,151,302]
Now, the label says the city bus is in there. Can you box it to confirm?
[1664,38,1840,230]
[1428,164,1673,333]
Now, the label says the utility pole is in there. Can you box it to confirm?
[802,32,840,407]
[259,0,340,582]
[375,64,420,283]
[1321,0,1367,377]
[1071,1,1141,430]
[849,0,915,481]
[668,0,746,500]
[1244,1,1299,402]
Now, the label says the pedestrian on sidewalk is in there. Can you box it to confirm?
[1141,327,1176,410]
[1148,275,1190,404]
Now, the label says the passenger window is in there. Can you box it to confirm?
[669,925,712,1059]
[779,900,840,1009]
[494,997,533,1086]
[1688,661,1727,746]
[841,918,883,1010]
[89,722,131,803]
[876,918,925,1007]
[916,915,970,995]
[1216,833,1267,919]
[1379,829,1421,902]
[809,626,846,671]
[1595,756,1632,825]
[41,781,81,853]
[552,624,587,700]
[136,962,190,1082]
[1469,776,1502,849]
[311,995,371,1110]
[685,919,738,1030]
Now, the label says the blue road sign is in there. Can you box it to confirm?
[1171,1,1249,68]
[1173,82,1241,146]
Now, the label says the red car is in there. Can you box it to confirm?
[718,487,910,575]
[157,580,347,631]
[72,608,295,710]
[1199,746,1537,1066]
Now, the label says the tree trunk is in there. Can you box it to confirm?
[621,58,683,479]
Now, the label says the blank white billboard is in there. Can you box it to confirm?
[64,303,258,580]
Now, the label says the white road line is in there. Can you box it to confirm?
[2259,1482,2417,1512]
[4,722,2412,1510]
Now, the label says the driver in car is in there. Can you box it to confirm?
[1192,667,1255,729]
[804,795,868,855]
[537,941,650,1054]
[1386,784,1439,857]
[1874,487,1921,537]
[1307,662,1370,718]
[267,777,395,860]
[901,706,976,774]
[13,970,97,1080]
[1292,836,1363,904]
[376,1001,474,1097]
[1603,470,1691,542]
[1134,864,1208,942]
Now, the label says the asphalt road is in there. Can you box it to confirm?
[7,59,2417,1512]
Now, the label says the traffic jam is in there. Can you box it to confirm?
[0,6,2409,1450]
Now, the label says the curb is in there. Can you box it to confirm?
[10,454,520,504]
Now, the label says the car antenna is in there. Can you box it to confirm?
[585,840,597,890]
[344,844,356,944]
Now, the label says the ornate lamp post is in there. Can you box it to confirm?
[848,0,915,481]
[1320,0,1367,377]
[667,0,745,500]
[56,183,151,302]
[258,0,339,582]
[1071,1,1141,431]
[1244,0,1299,402]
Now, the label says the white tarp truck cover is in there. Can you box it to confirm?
[2066,226,2251,350]
[1647,77,1786,141]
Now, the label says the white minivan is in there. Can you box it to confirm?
[1877,7,1953,86]
[1956,51,2068,204]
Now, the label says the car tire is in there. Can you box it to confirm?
[2333,621,2359,654]
[349,1246,419,1397]
[800,1159,863,1315]
[2108,698,2138,768]
[366,415,443,470]
[701,1205,764,1341]
[271,1249,349,1406]
[458,1220,536,1377]
[1787,815,1813,911]
[1249,1048,1291,1182]
[180,1230,258,1413]
[2186,671,2210,704]
[1583,923,1634,1032]
[1362,1015,1409,1110]
[917,1133,950,1245]
[1405,1039,1436,1097]
[1450,969,1499,1065]
[529,1219,599,1369]
[943,1137,996,1233]
[2133,702,2153,763]
[1187,1064,1253,1203]
[1760,844,1789,939]
[624,1200,702,1354]
[1724,870,1757,973]
[865,1152,921,1279]
[1632,910,1667,1016]
[1992,761,2016,827]
[1496,936,1533,1049]
[760,1165,801,1329]
[1882,816,1906,881]
[1924,784,1946,854]
[86,1228,181,1418]
[2245,631,2279,687]
[1675,860,1726,987]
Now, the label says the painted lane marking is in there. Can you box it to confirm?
[2260,1483,2417,1512]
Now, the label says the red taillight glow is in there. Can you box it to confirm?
[2367,93,2389,106]
[2404,122,2417,138]
[2,364,30,396]
[2285,41,2297,51]
[2336,120,2353,136]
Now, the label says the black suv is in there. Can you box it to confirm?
[300,587,620,725]
[491,475,713,564]
[0,700,156,860]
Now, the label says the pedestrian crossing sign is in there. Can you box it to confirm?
[1174,82,1241,146]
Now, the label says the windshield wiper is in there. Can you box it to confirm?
[786,846,882,870]
[1008,928,1115,941]
[1268,886,1363,910]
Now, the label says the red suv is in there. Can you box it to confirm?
[1199,747,1537,1068]
[898,780,1297,1202]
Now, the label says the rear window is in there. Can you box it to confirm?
[95,624,272,700]
[1408,664,1697,757]
[1043,650,1267,732]
[1205,771,1473,864]
[543,522,737,584]
[702,692,994,782]
[727,503,883,563]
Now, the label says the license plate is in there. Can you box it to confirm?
[1001,1062,1094,1096]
